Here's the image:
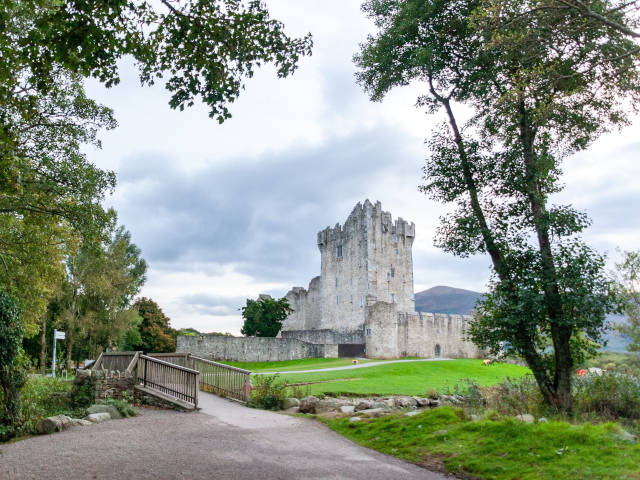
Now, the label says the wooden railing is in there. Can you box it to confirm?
[149,352,192,368]
[93,351,139,372]
[191,356,252,403]
[136,355,200,408]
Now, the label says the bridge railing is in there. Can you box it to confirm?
[137,355,200,408]
[92,351,140,372]
[191,356,252,403]
[148,352,192,368]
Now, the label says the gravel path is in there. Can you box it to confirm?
[0,392,450,480]
[254,357,452,374]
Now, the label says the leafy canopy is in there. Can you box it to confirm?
[241,296,292,337]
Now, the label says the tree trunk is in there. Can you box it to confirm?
[39,314,47,374]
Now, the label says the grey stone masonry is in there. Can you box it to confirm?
[282,200,415,335]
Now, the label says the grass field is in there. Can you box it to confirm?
[224,358,531,396]
[323,407,640,479]
[223,357,380,372]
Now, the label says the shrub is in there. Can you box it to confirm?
[247,374,288,410]
[69,379,95,409]
[0,291,25,440]
[573,372,640,420]
[18,376,75,436]
[478,376,546,417]
[100,395,138,418]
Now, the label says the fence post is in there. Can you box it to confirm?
[143,357,147,387]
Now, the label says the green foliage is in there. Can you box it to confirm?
[0,291,25,438]
[324,406,640,479]
[69,380,95,410]
[17,376,76,438]
[100,395,138,418]
[354,0,638,410]
[133,298,176,353]
[573,372,640,420]
[247,375,288,410]
[615,250,640,352]
[585,352,640,376]
[241,296,292,337]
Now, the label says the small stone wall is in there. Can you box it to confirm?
[177,335,324,362]
[75,369,135,401]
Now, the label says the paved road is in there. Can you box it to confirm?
[0,392,450,480]
[255,357,452,375]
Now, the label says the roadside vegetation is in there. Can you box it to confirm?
[324,406,640,480]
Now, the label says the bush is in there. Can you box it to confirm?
[247,374,288,410]
[69,379,95,410]
[472,376,546,417]
[18,376,76,436]
[100,395,138,418]
[573,372,640,420]
[0,291,25,440]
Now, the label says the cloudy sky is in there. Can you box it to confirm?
[84,0,640,335]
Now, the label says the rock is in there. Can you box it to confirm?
[87,404,122,419]
[615,429,638,443]
[383,398,395,408]
[349,416,362,423]
[72,419,93,427]
[441,395,461,405]
[299,396,319,414]
[434,429,448,436]
[359,408,387,418]
[394,396,417,408]
[282,398,300,409]
[86,412,111,423]
[470,414,481,421]
[355,400,374,411]
[371,401,388,409]
[515,414,535,424]
[340,405,356,414]
[316,398,344,412]
[36,415,73,434]
[537,417,548,424]
[428,399,441,407]
[283,406,300,414]
[317,411,340,419]
[405,411,420,417]
[412,396,429,407]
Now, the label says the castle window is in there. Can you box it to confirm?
[366,328,372,335]
[373,241,376,250]
[336,295,340,304]
[335,277,338,287]
[394,248,399,256]
[360,297,364,307]
[350,295,353,304]
[391,293,396,303]
[336,245,343,258]
[391,267,395,278]
[402,275,406,284]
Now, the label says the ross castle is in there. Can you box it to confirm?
[280,200,481,359]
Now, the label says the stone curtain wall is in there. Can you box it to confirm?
[75,369,135,401]
[365,303,482,359]
[176,335,324,362]
[280,328,364,345]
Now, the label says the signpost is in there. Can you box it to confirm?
[52,329,66,378]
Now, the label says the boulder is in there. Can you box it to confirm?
[88,404,122,419]
[614,428,638,443]
[515,414,535,424]
[316,398,345,412]
[428,399,441,407]
[349,416,362,423]
[340,405,356,414]
[537,417,548,424]
[435,429,449,436]
[283,406,300,414]
[282,398,300,409]
[36,415,73,434]
[86,412,111,423]
[72,419,93,427]
[371,401,388,410]
[299,396,319,414]
[355,400,373,411]
[412,397,430,407]
[359,408,387,418]
[405,411,420,417]
[394,397,417,408]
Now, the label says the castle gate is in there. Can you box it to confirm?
[337,344,365,357]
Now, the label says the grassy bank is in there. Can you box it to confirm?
[323,406,640,479]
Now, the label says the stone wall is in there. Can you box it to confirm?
[365,302,482,359]
[280,328,364,345]
[75,369,135,401]
[176,335,324,362]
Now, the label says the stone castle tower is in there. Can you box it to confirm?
[282,200,416,334]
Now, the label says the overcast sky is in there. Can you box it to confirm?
[84,0,640,335]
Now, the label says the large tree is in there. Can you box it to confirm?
[241,296,292,337]
[355,0,639,410]
[133,298,176,353]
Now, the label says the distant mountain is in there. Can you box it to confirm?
[415,285,483,315]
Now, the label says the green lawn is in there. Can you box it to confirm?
[229,358,530,396]
[323,407,640,479]
[222,357,380,372]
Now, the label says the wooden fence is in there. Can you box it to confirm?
[148,352,192,368]
[137,355,200,408]
[191,356,252,403]
[92,351,139,372]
